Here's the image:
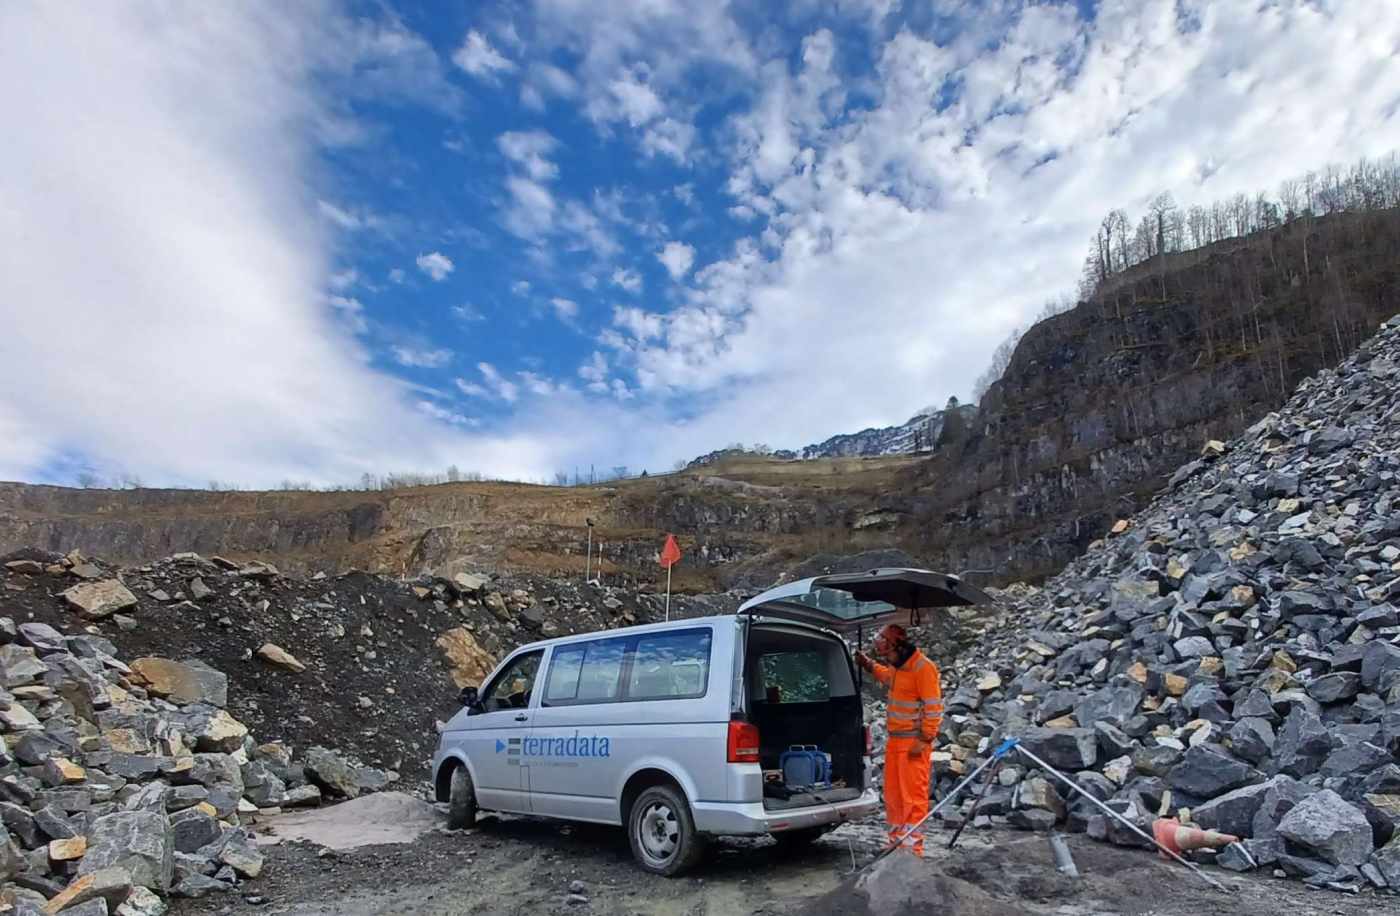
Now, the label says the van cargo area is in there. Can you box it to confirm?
[744,623,865,811]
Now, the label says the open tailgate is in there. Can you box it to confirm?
[736,567,993,635]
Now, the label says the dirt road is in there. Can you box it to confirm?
[170,804,1385,916]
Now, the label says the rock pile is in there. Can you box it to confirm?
[925,314,1400,893]
[1,550,732,788]
[0,610,398,913]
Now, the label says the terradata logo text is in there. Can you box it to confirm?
[496,731,611,758]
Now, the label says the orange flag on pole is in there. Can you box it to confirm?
[660,533,682,569]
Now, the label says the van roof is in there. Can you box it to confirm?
[503,612,838,653]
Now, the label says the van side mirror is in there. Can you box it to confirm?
[459,686,480,710]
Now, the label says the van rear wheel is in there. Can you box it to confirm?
[446,766,477,830]
[628,785,705,876]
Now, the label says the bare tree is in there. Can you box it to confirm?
[76,471,99,488]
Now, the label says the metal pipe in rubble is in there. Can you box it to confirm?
[1012,744,1229,893]
[1047,832,1078,878]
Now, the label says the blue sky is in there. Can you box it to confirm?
[4,1,1400,487]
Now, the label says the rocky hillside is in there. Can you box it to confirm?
[915,312,1400,892]
[898,208,1400,582]
[798,401,976,459]
[0,549,733,787]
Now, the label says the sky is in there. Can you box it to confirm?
[3,1,1400,488]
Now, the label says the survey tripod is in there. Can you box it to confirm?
[863,737,1229,893]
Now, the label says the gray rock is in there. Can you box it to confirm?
[1093,722,1135,759]
[1018,727,1098,771]
[170,809,222,853]
[1131,743,1182,777]
[1168,745,1263,798]
[61,580,139,619]
[1172,636,1214,659]
[1217,843,1258,872]
[14,732,69,766]
[1277,591,1333,618]
[78,810,174,891]
[1074,679,1143,729]
[281,784,322,807]
[1307,672,1361,704]
[0,644,49,688]
[1362,642,1400,690]
[1276,788,1374,866]
[1374,835,1400,889]
[57,900,109,916]
[1272,706,1332,778]
[303,747,360,798]
[1193,776,1297,838]
[1321,740,1391,778]
[1007,808,1058,831]
[1227,718,1275,764]
[0,802,38,848]
[16,622,67,654]
[32,805,77,840]
[0,824,24,880]
[173,874,234,898]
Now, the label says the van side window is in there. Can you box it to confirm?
[758,651,830,703]
[628,629,711,700]
[544,636,627,706]
[481,650,544,712]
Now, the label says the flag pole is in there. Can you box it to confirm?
[665,563,672,621]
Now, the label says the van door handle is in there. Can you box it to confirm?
[514,714,528,722]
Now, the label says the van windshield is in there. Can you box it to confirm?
[779,587,896,620]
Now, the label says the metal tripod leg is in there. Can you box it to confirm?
[946,754,1004,850]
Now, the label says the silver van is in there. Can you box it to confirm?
[430,568,988,875]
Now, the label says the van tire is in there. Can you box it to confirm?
[627,785,705,876]
[446,765,477,830]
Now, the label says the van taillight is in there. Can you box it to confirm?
[727,721,760,764]
[864,725,873,757]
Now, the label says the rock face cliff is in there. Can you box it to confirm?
[897,208,1400,582]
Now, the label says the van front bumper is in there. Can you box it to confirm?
[691,788,880,836]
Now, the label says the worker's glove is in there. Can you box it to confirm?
[854,650,872,671]
[907,742,928,759]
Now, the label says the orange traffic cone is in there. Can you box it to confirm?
[1152,818,1238,861]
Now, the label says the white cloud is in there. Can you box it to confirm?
[417,400,472,426]
[519,371,567,397]
[328,295,368,334]
[579,272,598,290]
[606,0,1400,471]
[521,62,579,110]
[0,4,581,487]
[388,268,407,284]
[453,30,516,82]
[511,280,532,296]
[578,351,610,393]
[392,346,453,369]
[452,303,485,322]
[611,267,643,294]
[477,362,519,403]
[550,297,580,321]
[454,377,489,398]
[317,200,382,231]
[503,176,557,238]
[416,251,455,281]
[328,267,359,290]
[497,130,559,181]
[656,241,695,279]
[612,306,664,342]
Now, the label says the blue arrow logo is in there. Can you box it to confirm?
[496,739,506,754]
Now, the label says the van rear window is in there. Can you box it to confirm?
[628,630,711,701]
[758,651,830,703]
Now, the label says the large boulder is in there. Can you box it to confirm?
[1018,728,1098,771]
[303,747,361,799]
[1276,789,1374,866]
[1272,706,1332,778]
[61,580,138,619]
[1194,776,1300,838]
[0,645,49,688]
[129,658,228,708]
[1169,745,1263,799]
[435,628,497,689]
[78,810,173,891]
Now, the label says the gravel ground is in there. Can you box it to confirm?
[167,811,1385,916]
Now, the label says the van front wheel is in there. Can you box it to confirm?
[628,785,705,876]
[447,766,477,830]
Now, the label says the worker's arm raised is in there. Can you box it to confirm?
[854,650,895,687]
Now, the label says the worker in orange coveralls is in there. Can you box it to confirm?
[855,622,943,856]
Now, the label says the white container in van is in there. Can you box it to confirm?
[430,568,989,874]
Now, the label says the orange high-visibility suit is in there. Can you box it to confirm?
[869,650,943,855]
